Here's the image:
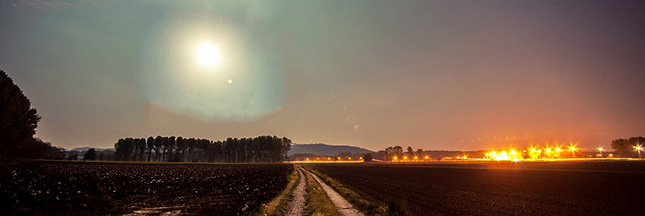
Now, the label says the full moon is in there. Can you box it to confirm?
[196,42,221,68]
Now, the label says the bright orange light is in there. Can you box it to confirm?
[348,157,351,160]
[414,156,418,160]
[546,149,551,153]
[531,148,536,152]
[555,148,561,152]
[393,156,398,160]
[425,156,429,159]
[403,156,408,160]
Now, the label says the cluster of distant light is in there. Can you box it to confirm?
[391,155,431,162]
[483,143,644,161]
[292,157,364,163]
[484,144,579,161]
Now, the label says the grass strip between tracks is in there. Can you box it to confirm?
[304,168,341,216]
[256,165,299,216]
[303,166,386,216]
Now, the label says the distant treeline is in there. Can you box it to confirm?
[114,135,292,163]
[289,151,367,161]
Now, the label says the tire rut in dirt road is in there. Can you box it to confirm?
[285,166,307,216]
[302,168,364,216]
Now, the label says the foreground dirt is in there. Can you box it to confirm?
[0,162,291,215]
[306,161,645,216]
[285,166,306,216]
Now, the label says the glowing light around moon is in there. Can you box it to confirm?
[196,42,221,67]
[140,18,285,122]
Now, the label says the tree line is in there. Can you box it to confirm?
[374,146,426,161]
[288,151,367,161]
[114,135,292,163]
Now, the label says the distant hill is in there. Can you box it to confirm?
[70,147,115,152]
[288,144,374,156]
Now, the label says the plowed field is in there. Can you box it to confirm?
[306,161,645,216]
[0,162,292,215]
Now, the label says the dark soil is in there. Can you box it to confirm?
[306,161,645,216]
[0,161,292,215]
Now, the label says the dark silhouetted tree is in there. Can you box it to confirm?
[281,137,292,161]
[611,137,645,157]
[114,138,135,161]
[135,138,146,161]
[84,148,97,160]
[146,136,154,162]
[154,136,163,161]
[407,146,414,158]
[0,70,41,160]
[393,146,403,158]
[11,138,65,159]
[385,147,394,160]
[166,136,175,162]
[174,136,185,162]
[363,153,373,162]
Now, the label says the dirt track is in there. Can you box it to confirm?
[285,166,306,216]
[306,161,645,216]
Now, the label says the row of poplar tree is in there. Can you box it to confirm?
[114,135,292,163]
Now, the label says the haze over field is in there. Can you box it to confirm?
[1,0,644,151]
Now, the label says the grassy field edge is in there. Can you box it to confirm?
[256,165,299,216]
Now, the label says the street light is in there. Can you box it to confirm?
[597,147,604,157]
[569,145,576,158]
[634,144,642,159]
[555,147,561,158]
[545,148,551,159]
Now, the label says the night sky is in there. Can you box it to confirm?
[1,0,644,151]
